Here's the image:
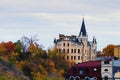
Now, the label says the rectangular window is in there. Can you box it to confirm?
[67,43,69,47]
[78,56,80,60]
[71,49,73,53]
[63,43,65,47]
[59,49,61,53]
[57,49,59,53]
[67,49,69,53]
[71,56,73,60]
[74,56,76,60]
[63,49,65,53]
[78,49,80,53]
[67,56,69,60]
[74,49,76,53]
[104,61,110,64]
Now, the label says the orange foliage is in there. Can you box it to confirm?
[3,41,15,54]
[103,44,116,56]
[28,44,37,54]
[0,43,6,55]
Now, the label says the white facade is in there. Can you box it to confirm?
[101,61,112,80]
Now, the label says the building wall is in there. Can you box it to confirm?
[101,61,112,79]
[112,60,120,78]
[114,46,120,58]
[55,37,96,64]
[56,40,83,64]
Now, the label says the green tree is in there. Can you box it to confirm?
[48,48,70,76]
[14,40,22,54]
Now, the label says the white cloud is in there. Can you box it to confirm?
[0,0,119,14]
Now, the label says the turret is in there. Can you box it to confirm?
[93,36,97,44]
[78,18,88,42]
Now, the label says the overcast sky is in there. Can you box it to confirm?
[0,0,120,50]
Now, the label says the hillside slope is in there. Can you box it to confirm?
[0,58,29,80]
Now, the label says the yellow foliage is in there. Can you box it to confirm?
[59,69,64,76]
[2,56,8,61]
[51,68,57,73]
[36,72,41,78]
[0,43,6,55]
[49,61,55,67]
[16,61,27,70]
[103,44,116,56]
[28,44,37,54]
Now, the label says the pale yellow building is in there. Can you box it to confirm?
[114,46,120,58]
[54,19,97,64]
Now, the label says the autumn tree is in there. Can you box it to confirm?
[2,41,15,55]
[0,35,70,79]
[96,51,104,57]
[21,35,39,52]
[0,43,6,56]
[48,48,70,76]
[28,44,37,54]
[103,44,116,56]
[14,40,23,54]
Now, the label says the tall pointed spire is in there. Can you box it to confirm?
[79,18,87,37]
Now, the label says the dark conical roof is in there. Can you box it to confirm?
[79,18,87,37]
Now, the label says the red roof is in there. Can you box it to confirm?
[74,61,101,67]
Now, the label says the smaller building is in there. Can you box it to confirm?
[66,61,102,80]
[114,45,120,58]
[101,60,112,79]
[112,60,120,79]
[114,72,120,80]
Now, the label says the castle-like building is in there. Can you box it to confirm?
[54,19,97,64]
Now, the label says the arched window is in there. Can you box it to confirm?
[104,76,108,80]
[79,69,83,75]
[104,69,108,71]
